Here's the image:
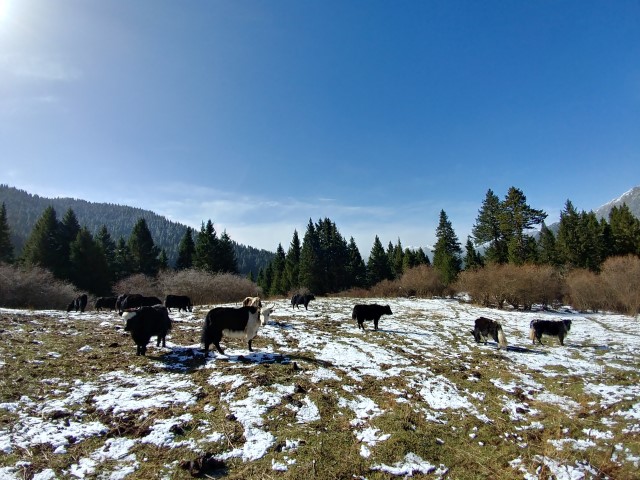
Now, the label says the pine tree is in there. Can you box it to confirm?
[69,227,111,294]
[158,249,169,271]
[556,200,581,267]
[537,222,559,266]
[95,225,117,283]
[346,237,367,288]
[176,227,196,270]
[367,235,392,285]
[402,248,417,272]
[284,230,301,290]
[472,189,507,264]
[415,247,430,266]
[20,206,64,276]
[270,244,287,295]
[609,204,640,256]
[463,237,483,270]
[112,237,133,281]
[193,220,219,273]
[299,219,323,293]
[499,187,547,265]
[218,230,238,273]
[432,210,462,285]
[390,239,404,279]
[128,218,160,276]
[0,202,14,263]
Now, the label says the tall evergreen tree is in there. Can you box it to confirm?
[499,187,547,265]
[346,237,367,288]
[217,230,238,273]
[463,237,484,270]
[317,218,349,292]
[556,200,581,267]
[472,189,507,264]
[158,249,169,271]
[390,239,404,279]
[112,237,133,281]
[193,220,219,273]
[402,248,417,272]
[270,244,287,295]
[537,222,559,266]
[69,227,111,294]
[58,208,82,281]
[128,218,160,276]
[176,227,196,270]
[95,225,117,283]
[20,206,63,276]
[415,247,431,266]
[299,219,323,293]
[0,202,14,263]
[556,201,605,271]
[432,210,462,285]
[284,230,301,290]
[609,204,640,256]
[367,235,392,285]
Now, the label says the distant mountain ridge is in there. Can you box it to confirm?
[594,186,640,220]
[0,184,274,276]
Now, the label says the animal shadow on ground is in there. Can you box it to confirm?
[369,328,431,337]
[505,345,548,354]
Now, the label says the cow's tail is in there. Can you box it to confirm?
[497,326,507,349]
[528,327,536,342]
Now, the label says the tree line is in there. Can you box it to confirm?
[0,204,239,295]
[2,185,639,299]
[256,187,640,296]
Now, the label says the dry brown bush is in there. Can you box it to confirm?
[600,255,640,316]
[564,269,608,312]
[455,263,563,310]
[113,274,161,298]
[369,279,402,297]
[398,265,446,297]
[0,264,79,309]
[156,268,260,305]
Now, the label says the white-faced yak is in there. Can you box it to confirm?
[201,305,274,356]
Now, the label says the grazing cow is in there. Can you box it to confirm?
[119,294,162,314]
[95,296,117,312]
[115,293,130,313]
[242,296,262,308]
[291,293,315,310]
[122,305,172,356]
[529,319,572,346]
[67,294,88,313]
[472,317,508,349]
[165,294,193,312]
[201,306,274,356]
[351,304,393,331]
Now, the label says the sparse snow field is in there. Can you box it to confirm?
[1,297,639,479]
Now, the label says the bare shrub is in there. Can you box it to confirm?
[369,279,402,298]
[564,269,607,312]
[0,264,79,310]
[600,255,640,316]
[157,269,261,306]
[455,263,563,310]
[399,265,446,298]
[113,274,160,298]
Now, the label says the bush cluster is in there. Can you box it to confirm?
[0,264,79,309]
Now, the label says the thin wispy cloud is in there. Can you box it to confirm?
[0,54,81,81]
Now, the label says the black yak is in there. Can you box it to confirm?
[472,317,507,349]
[201,306,274,356]
[529,319,572,346]
[67,294,88,313]
[122,305,172,356]
[352,304,393,331]
[165,294,193,312]
[95,296,117,311]
[291,293,315,310]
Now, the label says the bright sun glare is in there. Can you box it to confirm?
[0,0,10,24]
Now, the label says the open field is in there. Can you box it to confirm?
[1,297,639,479]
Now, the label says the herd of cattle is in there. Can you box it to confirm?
[65,292,574,356]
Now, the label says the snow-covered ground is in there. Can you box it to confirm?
[1,297,639,479]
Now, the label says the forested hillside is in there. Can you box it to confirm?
[0,185,274,277]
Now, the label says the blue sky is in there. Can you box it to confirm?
[1,1,638,254]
